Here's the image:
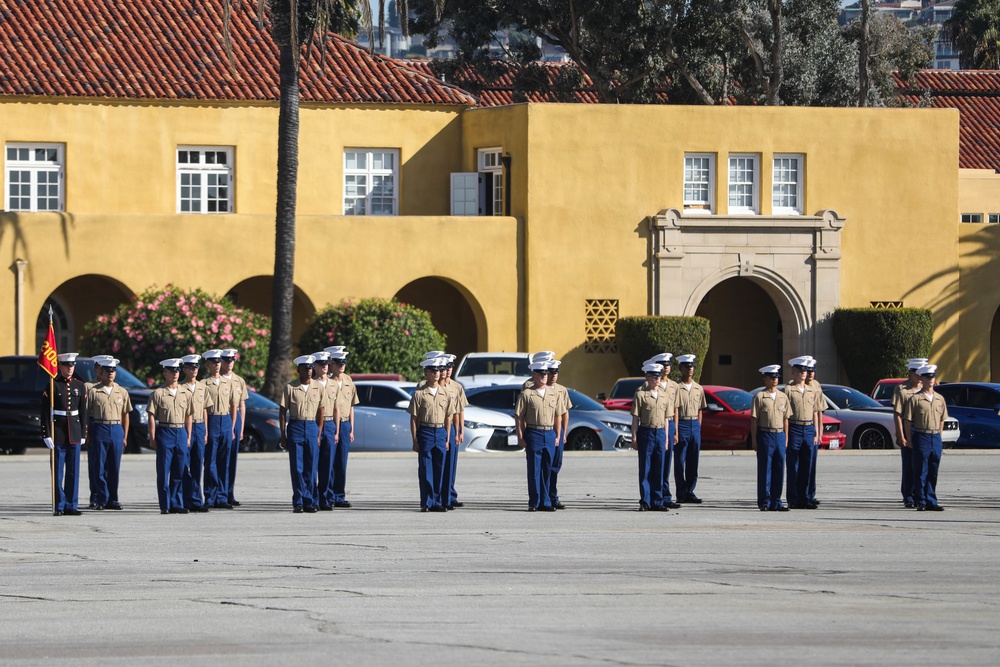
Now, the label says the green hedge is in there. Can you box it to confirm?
[616,316,711,382]
[831,308,933,393]
[298,297,446,382]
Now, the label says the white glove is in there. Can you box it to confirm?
[43,437,54,449]
[80,438,86,446]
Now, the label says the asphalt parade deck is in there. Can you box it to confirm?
[1,450,998,665]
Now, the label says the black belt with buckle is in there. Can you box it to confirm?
[419,422,444,428]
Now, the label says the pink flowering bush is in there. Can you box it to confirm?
[81,285,271,389]
[299,297,445,382]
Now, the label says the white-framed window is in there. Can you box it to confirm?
[478,148,504,216]
[344,149,398,215]
[683,153,715,213]
[961,213,983,224]
[728,154,759,214]
[772,154,804,215]
[177,146,233,213]
[989,214,1000,224]
[5,143,64,212]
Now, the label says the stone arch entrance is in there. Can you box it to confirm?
[651,208,845,383]
[225,277,315,354]
[39,275,134,352]
[394,277,484,361]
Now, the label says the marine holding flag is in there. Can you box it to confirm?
[41,352,88,515]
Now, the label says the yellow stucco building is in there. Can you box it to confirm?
[1,2,996,396]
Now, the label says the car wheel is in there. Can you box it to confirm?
[567,428,601,451]
[855,425,892,450]
[240,430,262,453]
[0,445,26,455]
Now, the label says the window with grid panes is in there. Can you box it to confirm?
[728,154,758,214]
[772,154,803,214]
[177,147,233,213]
[344,149,399,215]
[5,143,63,212]
[478,148,504,215]
[683,154,714,213]
[961,213,983,223]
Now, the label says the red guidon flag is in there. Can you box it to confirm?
[38,322,58,378]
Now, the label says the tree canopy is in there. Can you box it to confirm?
[947,0,1000,69]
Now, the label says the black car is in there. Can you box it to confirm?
[239,391,283,452]
[0,355,152,455]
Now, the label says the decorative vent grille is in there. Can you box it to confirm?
[585,299,619,353]
[870,301,903,309]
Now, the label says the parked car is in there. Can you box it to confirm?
[353,381,517,452]
[934,382,1000,448]
[465,385,633,451]
[239,391,283,452]
[870,378,905,406]
[597,377,644,411]
[714,386,844,450]
[0,355,152,455]
[454,352,532,388]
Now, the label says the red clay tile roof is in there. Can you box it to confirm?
[896,70,1000,171]
[405,59,670,106]
[0,0,476,105]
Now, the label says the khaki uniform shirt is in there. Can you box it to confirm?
[551,382,570,415]
[184,381,208,423]
[87,383,132,421]
[280,380,323,421]
[407,385,455,424]
[631,386,670,428]
[203,376,234,415]
[515,386,566,428]
[676,382,707,419]
[316,378,339,418]
[891,382,919,414]
[751,391,789,430]
[333,374,359,419]
[656,378,679,417]
[148,387,192,425]
[903,391,948,432]
[808,379,826,410]
[225,372,247,409]
[784,383,822,422]
[446,380,470,412]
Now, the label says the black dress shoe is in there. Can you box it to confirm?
[650,505,670,511]
[684,496,703,504]
[93,505,105,511]
[304,506,318,513]
[527,507,536,512]
[904,501,916,508]
[666,502,681,509]
[803,502,819,510]
[161,509,168,514]
[168,508,189,514]
[292,506,304,513]
[215,503,234,510]
[811,499,821,506]
[334,501,352,508]
[421,507,428,512]
[53,510,63,516]
[88,502,96,509]
[916,505,926,511]
[106,503,123,510]
[450,501,464,508]
[538,506,556,512]
[927,504,945,511]
[190,505,209,513]
[64,509,81,516]
[553,502,566,510]
[759,507,768,512]
[775,505,790,512]
[319,505,333,511]
[230,500,241,507]
[639,502,649,511]
[428,505,447,512]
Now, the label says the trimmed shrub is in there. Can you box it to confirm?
[617,316,711,382]
[298,297,446,382]
[831,308,933,393]
[80,285,272,389]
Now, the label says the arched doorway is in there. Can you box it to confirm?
[695,278,783,388]
[225,277,315,354]
[394,277,483,361]
[992,304,1000,381]
[37,275,134,352]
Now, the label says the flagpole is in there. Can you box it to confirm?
[49,306,56,515]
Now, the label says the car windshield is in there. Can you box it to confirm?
[73,359,147,388]
[824,386,883,410]
[458,357,530,377]
[610,379,644,399]
[872,382,899,401]
[712,389,753,412]
[567,389,606,411]
[245,391,279,409]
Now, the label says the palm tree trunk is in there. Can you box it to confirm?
[858,0,870,107]
[261,41,299,400]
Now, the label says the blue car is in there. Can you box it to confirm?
[465,385,633,451]
[934,382,1000,448]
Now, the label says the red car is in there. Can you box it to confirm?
[600,382,844,450]
[870,378,905,406]
[702,385,843,450]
